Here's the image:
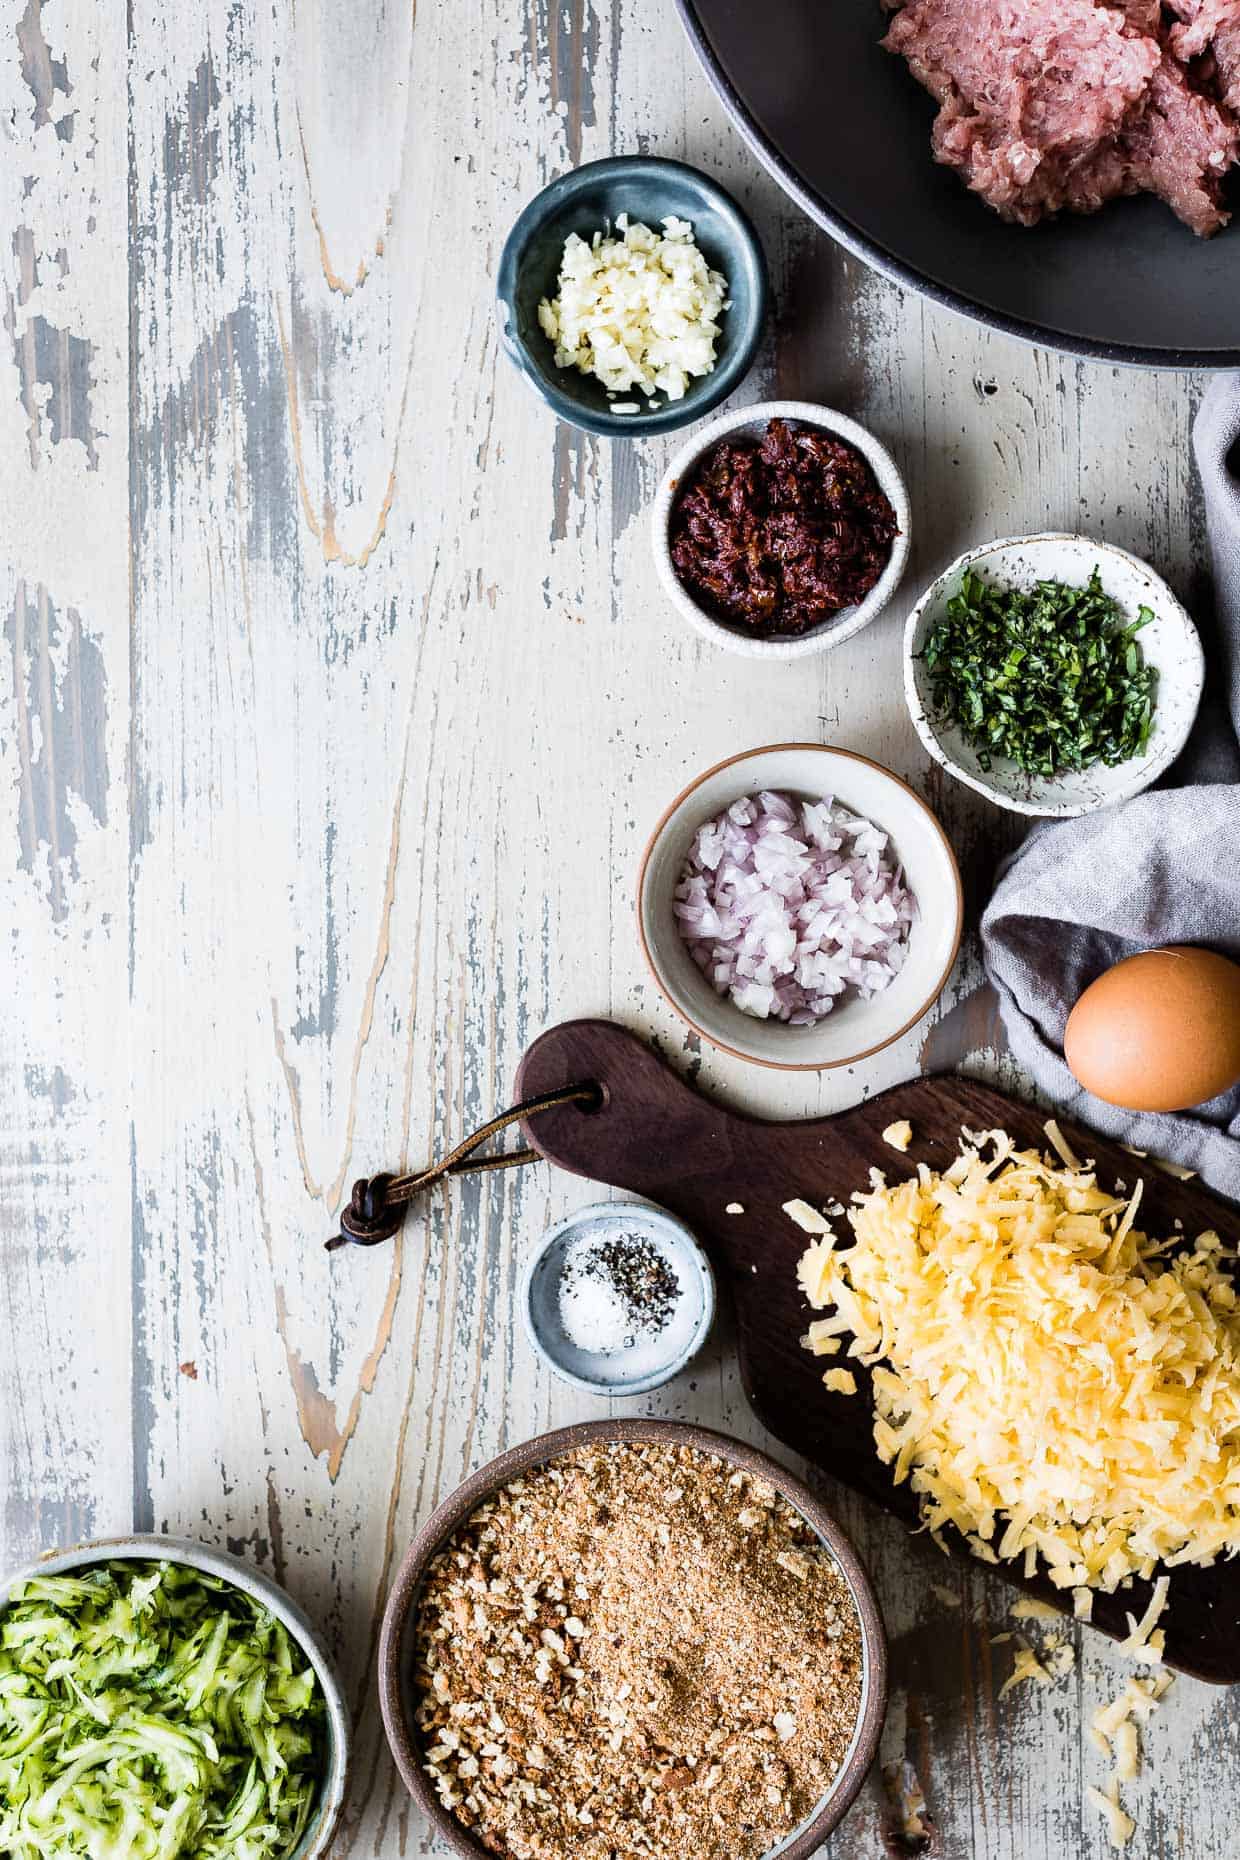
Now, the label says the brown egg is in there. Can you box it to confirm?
[1064,946,1240,1112]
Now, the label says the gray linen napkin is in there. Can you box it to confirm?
[979,374,1240,1200]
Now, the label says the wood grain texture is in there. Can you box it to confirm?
[516,1017,1240,1684]
[0,0,1226,1855]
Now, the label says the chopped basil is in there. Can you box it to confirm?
[919,567,1157,778]
[0,1561,324,1860]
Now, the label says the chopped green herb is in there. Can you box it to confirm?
[0,1561,324,1860]
[919,567,1157,778]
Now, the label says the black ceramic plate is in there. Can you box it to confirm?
[676,0,1240,366]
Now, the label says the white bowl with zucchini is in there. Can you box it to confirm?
[904,534,1205,818]
[0,1535,349,1860]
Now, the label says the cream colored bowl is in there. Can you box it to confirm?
[637,743,962,1070]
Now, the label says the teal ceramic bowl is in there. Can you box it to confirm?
[496,155,768,438]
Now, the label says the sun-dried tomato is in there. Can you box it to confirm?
[668,418,898,637]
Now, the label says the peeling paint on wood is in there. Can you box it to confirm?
[1,0,129,1583]
[0,0,1228,1855]
[6,580,107,918]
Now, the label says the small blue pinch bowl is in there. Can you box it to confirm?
[496,154,768,439]
[521,1198,716,1395]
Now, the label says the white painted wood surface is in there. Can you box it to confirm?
[0,0,1228,1854]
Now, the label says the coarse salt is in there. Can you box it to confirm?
[556,1228,682,1356]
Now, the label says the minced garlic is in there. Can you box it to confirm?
[537,215,727,409]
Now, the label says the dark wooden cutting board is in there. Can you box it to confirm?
[516,1017,1240,1684]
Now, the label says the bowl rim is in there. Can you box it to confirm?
[903,531,1207,818]
[635,741,963,1070]
[494,153,769,440]
[651,399,911,659]
[377,1417,889,1860]
[672,0,1240,372]
[0,1532,350,1860]
[518,1197,718,1395]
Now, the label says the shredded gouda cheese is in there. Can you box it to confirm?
[1119,1577,1169,1658]
[794,1129,1240,1592]
[998,1642,1050,1696]
[783,1198,833,1235]
[1130,1628,1166,1667]
[882,1119,913,1153]
[800,1318,841,1358]
[1089,1672,1173,1842]
[1088,1781,1136,1850]
[823,1368,857,1396]
[1113,1719,1140,1783]
[1043,1118,1082,1169]
[1011,1599,1060,1623]
[1042,1635,1075,1680]
[998,1621,1076,1701]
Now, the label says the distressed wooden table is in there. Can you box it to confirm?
[0,1,1228,1855]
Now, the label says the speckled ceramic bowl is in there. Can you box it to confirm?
[905,534,1205,817]
[0,1534,350,1860]
[520,1198,716,1395]
[378,1419,888,1860]
[495,155,768,438]
[651,400,911,658]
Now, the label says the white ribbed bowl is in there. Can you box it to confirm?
[652,400,910,659]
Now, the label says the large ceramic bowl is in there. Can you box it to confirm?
[378,1418,888,1860]
[638,743,962,1069]
[495,155,768,438]
[652,400,911,659]
[0,1534,350,1860]
[675,0,1240,367]
[904,534,1205,818]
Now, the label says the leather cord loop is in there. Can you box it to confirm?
[326,1081,601,1251]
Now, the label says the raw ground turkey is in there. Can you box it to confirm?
[883,0,1240,235]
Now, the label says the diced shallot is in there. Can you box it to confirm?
[673,789,916,1025]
